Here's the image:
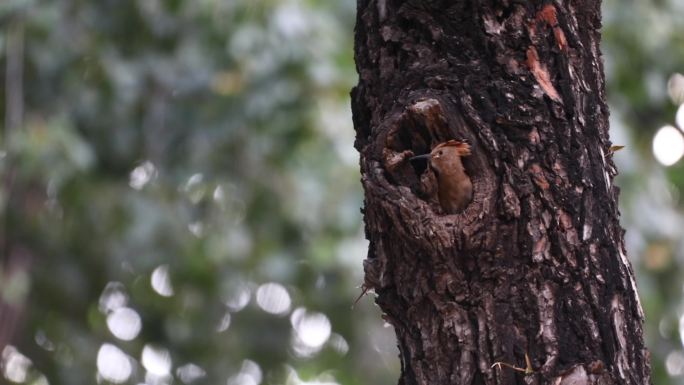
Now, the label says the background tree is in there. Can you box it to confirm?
[1,1,684,385]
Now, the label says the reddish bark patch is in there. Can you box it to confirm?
[537,4,559,27]
[530,163,550,190]
[526,46,563,103]
[536,4,568,52]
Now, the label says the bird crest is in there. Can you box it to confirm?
[434,139,471,156]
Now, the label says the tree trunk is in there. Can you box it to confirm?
[351,1,651,384]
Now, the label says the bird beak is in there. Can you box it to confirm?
[409,154,431,161]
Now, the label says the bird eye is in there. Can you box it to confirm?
[438,151,443,156]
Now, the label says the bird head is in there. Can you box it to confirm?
[410,140,472,175]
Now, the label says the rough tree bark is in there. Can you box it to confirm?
[351,1,651,384]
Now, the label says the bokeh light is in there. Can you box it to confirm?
[291,308,331,349]
[141,344,172,377]
[216,312,232,332]
[151,265,174,297]
[96,344,132,384]
[676,104,684,131]
[107,307,142,341]
[668,73,684,105]
[327,334,349,356]
[289,308,333,358]
[227,360,262,385]
[99,282,129,314]
[129,161,157,190]
[653,125,684,166]
[176,363,206,384]
[666,351,684,377]
[34,330,55,351]
[225,283,252,312]
[2,346,32,383]
[256,283,291,315]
